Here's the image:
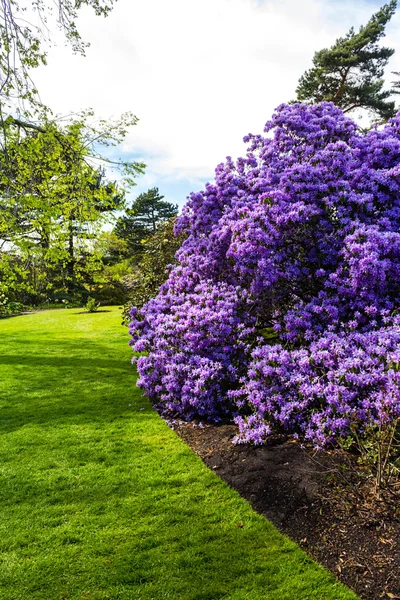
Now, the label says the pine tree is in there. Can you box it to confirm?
[114,188,178,259]
[296,1,397,121]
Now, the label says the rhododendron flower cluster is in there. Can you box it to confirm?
[232,324,400,447]
[130,279,256,421]
[129,102,400,446]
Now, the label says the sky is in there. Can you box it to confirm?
[33,0,400,209]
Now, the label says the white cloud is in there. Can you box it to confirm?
[33,0,400,204]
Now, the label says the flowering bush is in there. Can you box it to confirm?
[129,102,400,454]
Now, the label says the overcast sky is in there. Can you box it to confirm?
[34,0,400,208]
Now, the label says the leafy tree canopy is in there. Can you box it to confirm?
[296,0,398,121]
[0,111,144,300]
[114,188,178,259]
[122,217,186,320]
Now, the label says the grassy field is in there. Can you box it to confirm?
[0,307,357,600]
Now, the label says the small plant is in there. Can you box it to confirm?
[350,420,400,492]
[86,297,100,313]
[6,301,24,314]
[0,295,25,316]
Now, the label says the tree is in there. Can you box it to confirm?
[114,188,178,259]
[122,217,186,320]
[0,112,144,300]
[296,1,398,121]
[85,231,131,304]
[0,0,147,305]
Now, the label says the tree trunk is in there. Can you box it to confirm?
[66,216,75,295]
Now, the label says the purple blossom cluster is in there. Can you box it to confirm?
[129,279,255,421]
[129,102,400,446]
[233,325,400,447]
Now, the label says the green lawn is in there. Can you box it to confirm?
[0,308,357,600]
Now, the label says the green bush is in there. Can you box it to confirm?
[0,295,25,316]
[86,297,100,313]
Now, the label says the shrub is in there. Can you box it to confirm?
[86,297,100,313]
[0,296,25,316]
[129,102,400,483]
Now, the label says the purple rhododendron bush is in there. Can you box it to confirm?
[129,102,400,469]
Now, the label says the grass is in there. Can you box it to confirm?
[0,307,357,600]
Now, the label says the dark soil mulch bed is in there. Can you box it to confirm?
[172,421,400,600]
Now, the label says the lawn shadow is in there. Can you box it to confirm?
[0,335,151,435]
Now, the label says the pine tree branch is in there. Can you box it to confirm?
[333,65,352,100]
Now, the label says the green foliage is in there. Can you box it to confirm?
[93,230,130,265]
[0,293,24,316]
[123,217,186,321]
[85,296,99,313]
[0,112,145,302]
[296,1,398,120]
[392,70,400,94]
[345,420,400,490]
[78,232,132,305]
[114,187,178,260]
[0,307,357,599]
[0,1,146,309]
[91,259,132,305]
